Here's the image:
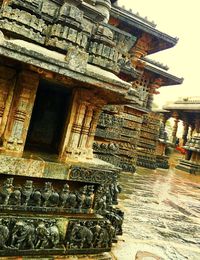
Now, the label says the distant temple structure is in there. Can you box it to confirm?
[162,97,200,174]
[0,0,182,258]
[94,1,183,172]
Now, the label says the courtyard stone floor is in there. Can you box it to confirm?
[112,159,200,259]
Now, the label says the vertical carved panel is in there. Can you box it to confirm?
[3,70,39,155]
[86,108,102,158]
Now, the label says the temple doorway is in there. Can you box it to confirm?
[25,80,71,155]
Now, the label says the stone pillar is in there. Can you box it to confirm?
[172,114,179,145]
[147,78,163,110]
[0,65,16,140]
[64,99,88,159]
[182,121,189,146]
[2,70,39,156]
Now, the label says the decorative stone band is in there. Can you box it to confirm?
[0,175,95,214]
[0,216,114,256]
[0,155,119,184]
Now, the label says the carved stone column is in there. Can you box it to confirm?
[172,112,179,144]
[2,70,39,156]
[182,121,189,146]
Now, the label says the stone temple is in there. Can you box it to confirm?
[0,0,182,258]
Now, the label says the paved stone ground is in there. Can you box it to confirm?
[112,162,200,260]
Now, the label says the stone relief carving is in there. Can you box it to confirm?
[0,177,95,213]
[66,219,115,249]
[0,218,61,251]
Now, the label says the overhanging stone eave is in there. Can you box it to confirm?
[144,64,184,86]
[111,7,178,53]
[0,37,132,102]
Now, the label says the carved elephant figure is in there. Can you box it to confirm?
[69,223,93,249]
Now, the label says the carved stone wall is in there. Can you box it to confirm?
[137,112,161,169]
[94,105,143,172]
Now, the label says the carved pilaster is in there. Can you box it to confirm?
[86,108,102,159]
[0,66,16,140]
[2,70,39,156]
[78,105,94,149]
[60,89,106,161]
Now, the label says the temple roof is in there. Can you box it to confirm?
[163,97,200,111]
[111,5,178,54]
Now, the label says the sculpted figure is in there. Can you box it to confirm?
[69,222,93,248]
[97,222,110,248]
[48,224,60,248]
[49,189,59,207]
[42,182,53,207]
[0,178,14,205]
[0,219,9,249]
[84,185,94,209]
[67,192,77,209]
[69,223,82,248]
[35,222,60,249]
[32,190,42,207]
[10,185,21,206]
[59,183,70,208]
[11,220,35,249]
[76,186,86,210]
[22,180,33,206]
[35,222,49,249]
[94,186,107,212]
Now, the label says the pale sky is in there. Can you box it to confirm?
[118,0,200,108]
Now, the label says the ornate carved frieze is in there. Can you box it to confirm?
[0,217,64,254]
[66,218,115,251]
[69,166,119,184]
[0,176,96,214]
[0,215,118,255]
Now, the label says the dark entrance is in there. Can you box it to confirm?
[25,80,71,154]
